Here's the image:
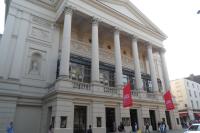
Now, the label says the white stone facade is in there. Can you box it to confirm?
[171,79,200,122]
[0,0,181,133]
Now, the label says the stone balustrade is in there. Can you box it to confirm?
[72,80,91,91]
[52,78,163,102]
[104,86,118,95]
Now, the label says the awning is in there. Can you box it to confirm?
[194,113,200,117]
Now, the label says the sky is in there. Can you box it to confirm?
[0,0,200,80]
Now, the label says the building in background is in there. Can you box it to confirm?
[0,0,181,133]
[171,78,200,123]
[186,74,200,84]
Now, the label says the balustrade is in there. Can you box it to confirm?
[72,80,91,91]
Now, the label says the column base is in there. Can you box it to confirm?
[53,128,73,133]
[57,75,70,80]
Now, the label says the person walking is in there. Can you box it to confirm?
[118,122,125,133]
[48,125,53,133]
[87,125,92,133]
[6,121,14,133]
[134,122,138,133]
[145,122,150,133]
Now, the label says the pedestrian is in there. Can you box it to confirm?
[87,125,92,133]
[159,123,163,133]
[48,125,53,133]
[145,122,150,133]
[118,122,125,132]
[134,122,138,132]
[163,122,167,133]
[6,121,14,133]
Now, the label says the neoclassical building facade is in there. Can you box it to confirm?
[0,0,181,133]
[171,79,200,123]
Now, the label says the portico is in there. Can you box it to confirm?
[50,4,176,133]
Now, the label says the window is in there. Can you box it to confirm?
[143,78,153,93]
[51,116,55,128]
[176,118,180,125]
[185,104,187,107]
[60,116,67,128]
[196,101,199,109]
[69,63,91,83]
[158,80,163,92]
[194,91,197,98]
[99,69,115,87]
[191,100,194,108]
[122,74,129,85]
[187,82,189,87]
[189,90,192,97]
[122,74,135,90]
[97,117,102,127]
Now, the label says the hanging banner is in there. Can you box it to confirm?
[164,90,175,110]
[123,81,133,108]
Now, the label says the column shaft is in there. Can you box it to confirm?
[160,51,170,90]
[91,19,99,82]
[114,29,123,86]
[59,7,72,77]
[132,37,143,90]
[147,44,159,92]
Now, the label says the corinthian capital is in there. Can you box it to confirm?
[92,17,101,25]
[63,6,73,15]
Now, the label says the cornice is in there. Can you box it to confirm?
[26,0,64,11]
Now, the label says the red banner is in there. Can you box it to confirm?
[123,81,133,108]
[164,90,175,110]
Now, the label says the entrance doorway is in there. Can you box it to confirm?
[130,109,138,131]
[106,108,116,133]
[165,111,172,129]
[74,106,87,133]
[149,110,157,130]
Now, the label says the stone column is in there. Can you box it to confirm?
[147,44,159,92]
[131,36,143,90]
[59,7,73,77]
[91,18,100,83]
[160,49,170,90]
[114,28,123,87]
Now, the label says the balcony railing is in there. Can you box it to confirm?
[53,78,163,102]
[131,90,139,97]
[72,80,91,91]
[104,86,118,95]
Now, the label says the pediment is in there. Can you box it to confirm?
[97,0,166,37]
[27,0,62,9]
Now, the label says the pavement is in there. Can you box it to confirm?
[151,129,185,133]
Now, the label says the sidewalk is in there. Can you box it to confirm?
[151,129,184,133]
